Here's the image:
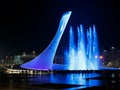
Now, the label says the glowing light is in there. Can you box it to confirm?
[95,56,98,58]
[104,50,107,52]
[99,56,103,59]
[111,47,115,50]
[21,11,72,70]
[21,11,100,71]
[64,25,100,70]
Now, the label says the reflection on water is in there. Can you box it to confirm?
[0,75,28,90]
[28,73,102,86]
[0,72,115,90]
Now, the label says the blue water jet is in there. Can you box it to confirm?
[64,25,100,70]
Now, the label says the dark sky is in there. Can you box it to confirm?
[0,0,120,58]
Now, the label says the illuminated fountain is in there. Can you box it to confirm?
[21,11,100,71]
[64,25,100,70]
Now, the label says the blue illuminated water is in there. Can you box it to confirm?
[28,72,104,89]
[1,70,119,90]
[64,25,100,70]
[0,73,101,89]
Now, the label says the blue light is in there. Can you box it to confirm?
[64,25,100,70]
[21,11,100,71]
[21,11,72,70]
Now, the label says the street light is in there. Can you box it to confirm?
[99,56,103,59]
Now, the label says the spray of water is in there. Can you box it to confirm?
[64,25,100,70]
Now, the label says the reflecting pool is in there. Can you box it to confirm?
[28,72,103,87]
[0,70,120,90]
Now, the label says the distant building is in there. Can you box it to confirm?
[103,47,120,68]
[0,51,37,65]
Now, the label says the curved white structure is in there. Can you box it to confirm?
[21,11,72,70]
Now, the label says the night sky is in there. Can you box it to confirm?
[0,0,120,58]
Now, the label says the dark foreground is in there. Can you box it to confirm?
[0,82,120,90]
[0,69,120,90]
